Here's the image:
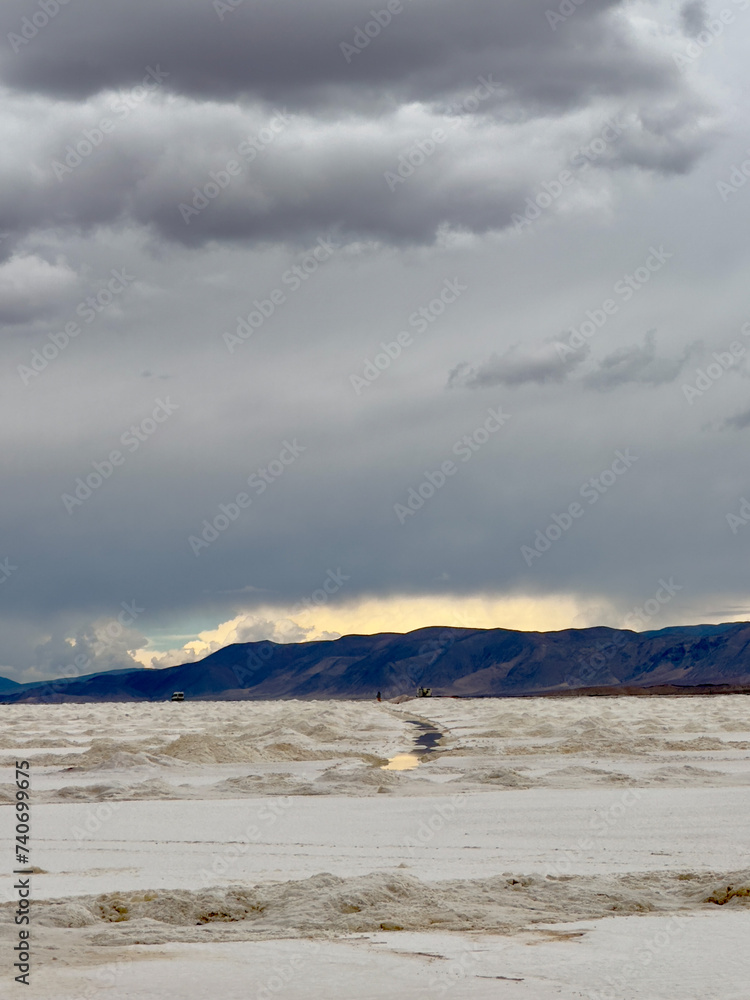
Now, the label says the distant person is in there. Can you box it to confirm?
[377,691,381,702]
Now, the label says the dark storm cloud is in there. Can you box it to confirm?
[2,228,750,684]
[0,0,673,111]
[0,114,522,248]
[1,0,748,682]
[0,97,717,251]
[0,0,720,250]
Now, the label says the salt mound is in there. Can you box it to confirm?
[553,736,657,756]
[664,737,736,751]
[705,883,750,905]
[14,737,83,748]
[124,778,189,799]
[159,733,343,764]
[540,766,634,787]
[55,783,126,800]
[60,740,170,770]
[315,764,398,790]
[48,778,188,802]
[33,902,99,928]
[31,873,466,936]
[0,784,17,802]
[74,750,175,771]
[214,773,304,796]
[88,750,175,770]
[648,765,725,785]
[160,734,269,764]
[264,742,336,761]
[476,769,532,788]
[282,721,347,742]
[19,868,750,945]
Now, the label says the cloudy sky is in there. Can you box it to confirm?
[1,0,749,682]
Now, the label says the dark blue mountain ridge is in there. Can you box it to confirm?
[1,621,750,703]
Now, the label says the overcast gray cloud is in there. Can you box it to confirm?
[0,91,718,251]
[722,407,750,430]
[0,0,688,109]
[447,329,695,393]
[0,253,77,323]
[448,341,589,388]
[680,0,709,37]
[1,0,749,682]
[0,0,721,251]
[584,329,696,390]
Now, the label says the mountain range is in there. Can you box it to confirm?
[2,621,750,703]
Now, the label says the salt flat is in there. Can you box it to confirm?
[1,697,748,998]
[3,787,749,899]
[16,916,750,1000]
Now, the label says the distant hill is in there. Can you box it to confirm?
[0,676,21,693]
[2,622,750,703]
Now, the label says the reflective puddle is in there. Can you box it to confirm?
[381,752,421,771]
[381,720,443,770]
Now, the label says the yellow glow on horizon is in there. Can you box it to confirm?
[132,592,603,668]
[288,592,593,638]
